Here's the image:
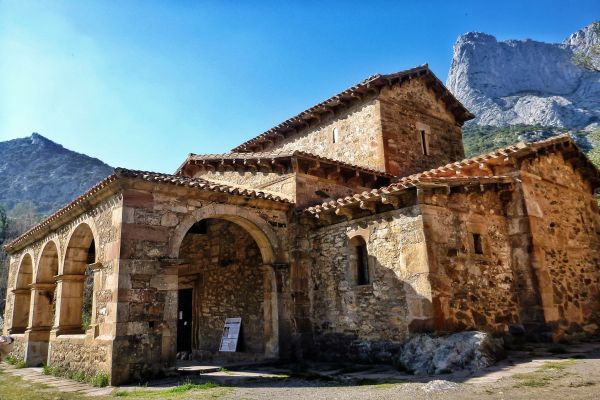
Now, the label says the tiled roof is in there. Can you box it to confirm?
[305,134,595,216]
[176,149,393,177]
[4,168,291,252]
[232,65,474,152]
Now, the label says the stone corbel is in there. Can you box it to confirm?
[159,258,190,269]
[335,206,354,220]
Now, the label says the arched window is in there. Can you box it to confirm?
[349,236,370,286]
[332,127,339,143]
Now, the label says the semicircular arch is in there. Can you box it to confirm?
[169,205,283,265]
[34,239,61,284]
[61,221,99,275]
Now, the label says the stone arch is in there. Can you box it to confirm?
[169,205,281,360]
[10,252,34,334]
[169,204,283,264]
[54,222,98,335]
[61,221,99,275]
[34,239,61,284]
[25,240,60,366]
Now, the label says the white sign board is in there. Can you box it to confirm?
[219,317,241,352]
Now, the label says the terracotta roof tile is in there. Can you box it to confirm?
[4,168,291,252]
[305,134,590,216]
[177,149,392,177]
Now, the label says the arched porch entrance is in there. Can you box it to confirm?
[10,253,33,334]
[170,208,280,363]
[54,223,97,335]
[24,241,59,366]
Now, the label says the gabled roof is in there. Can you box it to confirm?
[4,168,291,253]
[305,134,600,216]
[232,65,475,152]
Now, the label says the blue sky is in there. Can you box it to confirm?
[0,1,597,173]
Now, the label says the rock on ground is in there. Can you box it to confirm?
[398,331,504,375]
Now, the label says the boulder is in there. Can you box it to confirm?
[398,331,504,375]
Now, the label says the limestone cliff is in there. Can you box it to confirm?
[447,22,600,129]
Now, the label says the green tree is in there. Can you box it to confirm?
[0,204,7,245]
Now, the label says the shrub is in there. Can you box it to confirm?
[90,372,110,387]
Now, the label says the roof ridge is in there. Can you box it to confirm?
[231,64,473,152]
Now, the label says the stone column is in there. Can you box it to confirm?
[88,262,103,338]
[261,264,279,359]
[52,274,86,336]
[157,260,181,366]
[24,283,55,366]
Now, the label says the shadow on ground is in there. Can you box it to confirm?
[117,341,600,391]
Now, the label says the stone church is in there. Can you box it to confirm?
[3,65,600,384]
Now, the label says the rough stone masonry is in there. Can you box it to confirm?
[3,65,600,385]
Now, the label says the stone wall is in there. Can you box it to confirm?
[2,193,122,374]
[422,188,522,334]
[296,174,372,209]
[266,97,386,172]
[178,219,265,357]
[112,185,290,384]
[304,206,432,362]
[520,152,600,338]
[196,170,296,200]
[48,336,111,376]
[379,78,464,177]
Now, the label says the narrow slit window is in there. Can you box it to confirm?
[332,127,339,143]
[350,236,370,286]
[472,233,483,255]
[420,130,429,155]
[356,244,369,285]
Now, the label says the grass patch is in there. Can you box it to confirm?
[0,370,110,400]
[168,382,219,393]
[538,359,576,371]
[4,355,19,365]
[513,359,577,388]
[115,379,228,398]
[41,364,109,387]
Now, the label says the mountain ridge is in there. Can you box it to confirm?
[0,133,114,216]
[447,22,600,129]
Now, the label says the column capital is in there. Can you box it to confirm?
[53,274,86,282]
[159,258,190,268]
[29,283,55,290]
[89,262,104,272]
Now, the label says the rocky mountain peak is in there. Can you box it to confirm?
[447,22,599,129]
[0,133,114,215]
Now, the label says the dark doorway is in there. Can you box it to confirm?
[177,288,193,352]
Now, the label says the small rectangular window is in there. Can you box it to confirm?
[472,233,483,255]
[420,130,428,155]
[420,130,429,156]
